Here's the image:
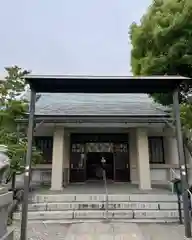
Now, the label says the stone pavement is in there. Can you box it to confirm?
[13,221,187,240]
[65,222,145,240]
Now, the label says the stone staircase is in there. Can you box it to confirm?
[14,193,182,223]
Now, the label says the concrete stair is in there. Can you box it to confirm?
[14,193,182,223]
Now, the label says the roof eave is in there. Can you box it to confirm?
[25,75,189,93]
[16,114,172,124]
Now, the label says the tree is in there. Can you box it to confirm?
[130,0,192,103]
[0,66,42,185]
[129,0,192,133]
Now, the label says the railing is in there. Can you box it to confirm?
[170,168,180,180]
[187,188,192,214]
[102,169,109,220]
[169,168,183,223]
[169,168,180,193]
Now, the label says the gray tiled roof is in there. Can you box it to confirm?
[35,93,169,116]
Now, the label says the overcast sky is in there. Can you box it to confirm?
[0,0,152,76]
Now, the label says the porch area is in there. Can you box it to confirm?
[31,182,172,195]
[31,126,187,191]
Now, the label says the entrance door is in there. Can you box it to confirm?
[86,152,101,180]
[114,143,130,182]
[70,143,86,182]
[102,152,113,180]
[86,152,114,180]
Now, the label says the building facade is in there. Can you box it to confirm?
[30,93,191,190]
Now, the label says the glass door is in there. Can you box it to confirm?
[70,143,86,182]
[114,143,130,182]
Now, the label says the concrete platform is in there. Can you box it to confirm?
[32,182,172,195]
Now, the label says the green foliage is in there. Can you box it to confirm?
[130,0,192,104]
[129,0,192,133]
[130,0,192,76]
[180,104,192,130]
[0,66,29,103]
[0,66,42,182]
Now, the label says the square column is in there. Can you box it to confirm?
[136,128,151,190]
[164,137,180,181]
[51,127,64,191]
[164,137,179,165]
[129,129,138,183]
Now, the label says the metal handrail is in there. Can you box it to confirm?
[169,168,180,193]
[187,189,192,212]
[170,168,180,180]
[102,169,109,220]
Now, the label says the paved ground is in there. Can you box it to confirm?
[13,221,187,240]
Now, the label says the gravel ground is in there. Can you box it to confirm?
[12,221,189,240]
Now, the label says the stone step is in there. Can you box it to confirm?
[20,201,180,211]
[31,194,178,203]
[17,218,180,224]
[14,210,180,221]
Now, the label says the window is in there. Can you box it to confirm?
[114,143,128,153]
[148,137,164,164]
[72,143,85,153]
[34,137,53,163]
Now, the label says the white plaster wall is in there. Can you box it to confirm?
[31,170,42,183]
[130,168,138,183]
[130,167,181,184]
[30,170,51,184]
[31,168,181,185]
[32,125,187,186]
[151,169,167,182]
[34,126,54,136]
